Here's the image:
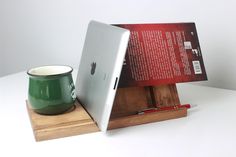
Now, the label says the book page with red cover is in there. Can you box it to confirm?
[115,23,207,87]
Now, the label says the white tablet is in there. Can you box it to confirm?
[75,20,130,132]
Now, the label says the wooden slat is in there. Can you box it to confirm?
[34,121,99,141]
[153,84,180,107]
[108,108,187,130]
[111,87,150,118]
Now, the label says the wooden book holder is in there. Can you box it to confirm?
[26,84,187,141]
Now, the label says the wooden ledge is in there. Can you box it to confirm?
[108,108,187,129]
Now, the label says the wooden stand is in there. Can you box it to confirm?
[26,84,187,141]
[26,100,99,141]
[109,84,187,129]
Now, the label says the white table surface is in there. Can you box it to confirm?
[1,71,236,157]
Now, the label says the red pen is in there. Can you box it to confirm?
[138,104,196,115]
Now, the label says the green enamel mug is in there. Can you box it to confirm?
[27,65,76,115]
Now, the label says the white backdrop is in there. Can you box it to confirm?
[1,0,236,90]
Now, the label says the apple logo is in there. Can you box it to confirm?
[90,62,96,75]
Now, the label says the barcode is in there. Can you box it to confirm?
[192,61,202,74]
[184,41,192,49]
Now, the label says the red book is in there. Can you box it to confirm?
[115,23,207,87]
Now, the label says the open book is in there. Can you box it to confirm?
[115,23,207,87]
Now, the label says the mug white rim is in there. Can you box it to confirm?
[27,65,73,77]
